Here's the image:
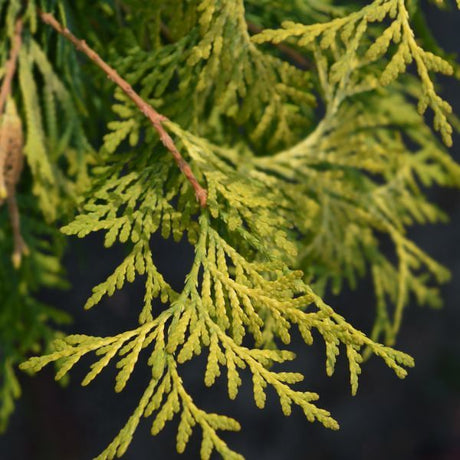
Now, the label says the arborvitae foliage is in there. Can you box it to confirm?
[0,0,458,458]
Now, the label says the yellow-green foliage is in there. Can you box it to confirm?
[252,0,456,145]
[117,0,315,152]
[1,0,459,459]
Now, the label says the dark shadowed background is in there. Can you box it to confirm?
[1,4,459,460]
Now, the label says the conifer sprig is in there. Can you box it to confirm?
[21,148,415,457]
[253,82,458,347]
[252,0,457,145]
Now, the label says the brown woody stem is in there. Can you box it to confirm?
[7,192,29,268]
[0,18,23,115]
[39,11,207,207]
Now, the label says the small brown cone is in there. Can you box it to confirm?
[0,99,27,267]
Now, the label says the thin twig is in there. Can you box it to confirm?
[247,22,311,70]
[0,18,23,115]
[7,192,29,268]
[39,11,208,207]
[160,22,174,43]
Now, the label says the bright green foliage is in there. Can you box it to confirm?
[1,0,459,459]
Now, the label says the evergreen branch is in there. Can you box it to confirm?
[247,21,311,70]
[160,18,311,73]
[0,16,22,116]
[38,11,208,208]
[252,0,456,145]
